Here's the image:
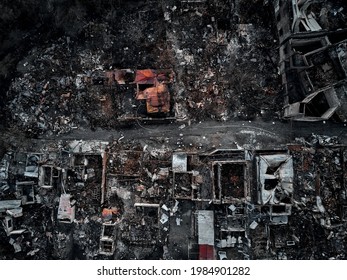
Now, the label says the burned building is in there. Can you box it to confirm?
[84,68,176,124]
[99,223,117,256]
[134,70,174,117]
[210,150,251,204]
[0,135,346,260]
[0,200,23,236]
[15,181,36,205]
[273,0,347,122]
[0,0,347,261]
[38,165,62,189]
[255,152,293,225]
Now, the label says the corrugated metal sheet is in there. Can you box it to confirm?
[197,210,214,245]
[135,69,156,84]
[145,84,170,113]
[57,194,75,223]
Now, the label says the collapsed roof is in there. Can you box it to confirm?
[257,154,293,205]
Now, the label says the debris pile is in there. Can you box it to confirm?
[0,133,346,259]
[3,0,284,138]
[1,0,347,261]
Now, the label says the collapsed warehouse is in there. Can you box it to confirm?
[0,0,347,260]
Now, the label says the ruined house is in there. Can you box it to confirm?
[256,152,293,225]
[273,0,347,121]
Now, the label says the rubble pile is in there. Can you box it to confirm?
[6,35,117,136]
[0,133,346,259]
[2,0,284,138]
[0,140,109,259]
[1,0,347,261]
[166,0,281,121]
[286,135,347,259]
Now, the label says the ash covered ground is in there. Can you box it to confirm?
[0,0,347,260]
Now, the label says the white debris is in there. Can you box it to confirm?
[228,204,236,212]
[161,204,169,211]
[316,196,325,213]
[249,221,258,230]
[172,200,179,213]
[160,213,169,224]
